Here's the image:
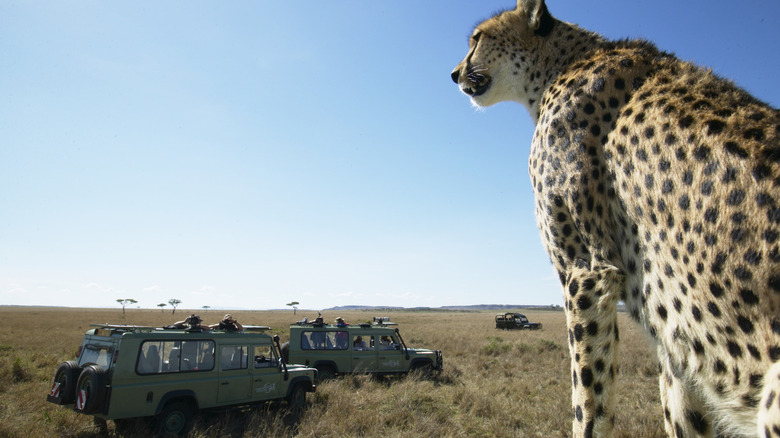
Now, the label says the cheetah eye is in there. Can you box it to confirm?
[471,32,482,45]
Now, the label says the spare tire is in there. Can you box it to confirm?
[280,341,290,363]
[75,364,107,414]
[50,361,81,404]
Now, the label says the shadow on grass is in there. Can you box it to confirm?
[109,403,306,438]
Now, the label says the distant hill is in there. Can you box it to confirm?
[324,304,563,312]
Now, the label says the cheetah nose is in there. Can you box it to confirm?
[451,69,460,84]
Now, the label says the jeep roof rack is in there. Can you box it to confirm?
[240,325,271,332]
[89,324,159,333]
[372,317,397,327]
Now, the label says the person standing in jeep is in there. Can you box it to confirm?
[210,314,243,332]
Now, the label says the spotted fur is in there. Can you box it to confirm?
[452,1,780,436]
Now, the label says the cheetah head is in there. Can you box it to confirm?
[451,0,555,111]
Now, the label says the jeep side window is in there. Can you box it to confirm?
[221,346,248,371]
[138,340,216,374]
[197,341,215,370]
[138,341,165,374]
[300,332,314,350]
[302,331,348,350]
[253,345,277,368]
[309,331,325,349]
[380,335,400,350]
[180,340,216,371]
[165,345,180,372]
[353,336,370,351]
[181,341,198,371]
[334,331,349,349]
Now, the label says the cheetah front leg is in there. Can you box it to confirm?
[564,263,623,438]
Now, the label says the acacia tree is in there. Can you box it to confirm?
[286,301,299,315]
[157,303,166,312]
[168,298,181,315]
[117,298,138,315]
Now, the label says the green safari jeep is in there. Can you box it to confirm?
[46,321,317,436]
[281,317,442,380]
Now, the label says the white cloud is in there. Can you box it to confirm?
[4,287,26,295]
[193,285,215,296]
[332,291,353,298]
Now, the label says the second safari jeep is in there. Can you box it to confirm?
[281,317,442,380]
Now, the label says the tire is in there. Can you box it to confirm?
[286,383,306,411]
[93,417,108,435]
[315,365,335,382]
[152,401,194,438]
[75,365,107,414]
[280,341,290,363]
[114,418,145,436]
[409,362,433,379]
[51,361,81,404]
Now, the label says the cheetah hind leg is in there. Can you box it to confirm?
[758,361,780,437]
[658,352,713,437]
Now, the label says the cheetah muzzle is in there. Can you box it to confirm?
[452,1,780,437]
[451,67,492,98]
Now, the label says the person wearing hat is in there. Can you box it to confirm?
[170,314,211,331]
[335,317,347,327]
[210,314,243,332]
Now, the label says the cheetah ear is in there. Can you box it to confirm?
[518,0,554,37]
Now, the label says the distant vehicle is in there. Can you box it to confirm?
[495,313,543,330]
[46,321,317,437]
[281,317,442,381]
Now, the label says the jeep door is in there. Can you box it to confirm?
[217,344,251,404]
[377,334,406,372]
[250,344,282,400]
[351,334,378,372]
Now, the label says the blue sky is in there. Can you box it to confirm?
[1,1,778,311]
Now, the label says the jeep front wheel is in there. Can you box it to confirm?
[114,418,145,435]
[286,383,306,411]
[410,362,434,378]
[153,401,194,437]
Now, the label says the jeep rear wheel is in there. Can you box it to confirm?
[153,401,194,437]
[315,365,335,382]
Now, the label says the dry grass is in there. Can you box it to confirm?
[0,307,664,437]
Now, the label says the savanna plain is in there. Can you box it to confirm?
[0,307,665,437]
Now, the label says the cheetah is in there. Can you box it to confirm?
[451,1,780,437]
